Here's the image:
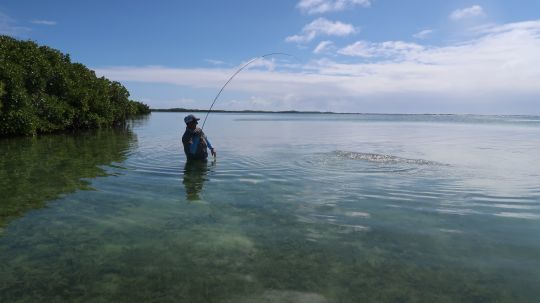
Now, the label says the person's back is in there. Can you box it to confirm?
[181,114,216,161]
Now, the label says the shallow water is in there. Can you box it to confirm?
[1,112,540,302]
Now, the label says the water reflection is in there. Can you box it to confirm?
[0,128,136,229]
[127,113,151,128]
[182,160,213,201]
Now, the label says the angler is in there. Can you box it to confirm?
[182,114,216,161]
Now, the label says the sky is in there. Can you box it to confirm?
[1,0,540,114]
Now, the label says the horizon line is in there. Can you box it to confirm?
[150,108,539,117]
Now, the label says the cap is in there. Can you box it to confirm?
[184,114,200,124]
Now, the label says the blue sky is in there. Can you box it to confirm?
[1,0,540,114]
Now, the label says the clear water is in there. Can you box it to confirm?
[1,112,540,302]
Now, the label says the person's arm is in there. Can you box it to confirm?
[205,137,216,157]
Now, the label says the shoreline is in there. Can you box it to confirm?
[151,109,538,117]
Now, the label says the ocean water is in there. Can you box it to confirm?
[1,112,539,302]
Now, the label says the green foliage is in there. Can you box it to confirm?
[0,80,5,111]
[0,35,150,136]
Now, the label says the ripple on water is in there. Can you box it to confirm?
[494,212,540,220]
[127,145,184,178]
[293,150,445,177]
[333,150,443,165]
[463,193,540,219]
[210,154,293,186]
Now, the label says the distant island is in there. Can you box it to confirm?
[152,108,339,114]
[0,35,150,137]
[154,108,514,116]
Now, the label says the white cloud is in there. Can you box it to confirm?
[286,18,357,43]
[337,41,371,57]
[96,21,540,114]
[450,5,485,20]
[142,98,203,110]
[313,40,335,54]
[0,11,30,36]
[413,29,433,39]
[205,59,225,65]
[95,66,229,88]
[285,32,316,44]
[163,98,201,109]
[297,0,371,14]
[304,18,356,35]
[472,20,540,35]
[31,20,57,26]
[338,40,424,58]
[242,57,276,71]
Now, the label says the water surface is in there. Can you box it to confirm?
[1,113,539,302]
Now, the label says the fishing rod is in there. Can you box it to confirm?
[201,52,297,130]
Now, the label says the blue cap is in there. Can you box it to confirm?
[184,114,200,124]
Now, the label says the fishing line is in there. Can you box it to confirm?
[201,52,298,130]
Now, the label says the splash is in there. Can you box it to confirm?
[333,150,443,166]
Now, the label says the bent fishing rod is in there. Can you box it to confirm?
[201,52,297,130]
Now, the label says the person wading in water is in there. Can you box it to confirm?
[182,114,216,161]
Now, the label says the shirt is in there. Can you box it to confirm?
[182,127,213,160]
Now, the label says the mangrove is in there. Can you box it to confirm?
[0,35,150,137]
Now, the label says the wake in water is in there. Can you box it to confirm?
[333,150,443,166]
[294,150,445,176]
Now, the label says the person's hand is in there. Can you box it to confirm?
[210,148,216,158]
[193,128,203,135]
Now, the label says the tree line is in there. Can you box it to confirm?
[0,35,150,137]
